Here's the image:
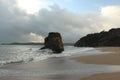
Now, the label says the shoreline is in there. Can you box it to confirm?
[73,47,120,80]
[74,47,120,65]
[1,47,120,80]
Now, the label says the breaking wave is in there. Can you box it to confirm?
[0,45,101,66]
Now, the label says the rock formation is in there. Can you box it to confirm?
[41,32,64,53]
[74,28,120,47]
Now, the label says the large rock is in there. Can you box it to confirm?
[41,32,64,53]
[74,28,120,47]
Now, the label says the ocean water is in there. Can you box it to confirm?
[0,45,101,66]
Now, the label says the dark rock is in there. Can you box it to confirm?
[41,32,64,53]
[74,28,120,47]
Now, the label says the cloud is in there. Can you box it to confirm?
[101,6,120,17]
[100,6,120,30]
[27,32,45,43]
[0,0,120,43]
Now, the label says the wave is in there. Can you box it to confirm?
[0,46,102,66]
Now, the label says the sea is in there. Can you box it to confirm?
[0,45,120,80]
[0,45,101,66]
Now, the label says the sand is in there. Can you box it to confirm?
[73,47,120,80]
[74,47,120,65]
[82,72,120,80]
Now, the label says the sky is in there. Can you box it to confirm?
[0,0,120,43]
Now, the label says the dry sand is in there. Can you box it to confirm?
[73,47,120,80]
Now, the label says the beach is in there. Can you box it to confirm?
[73,47,120,80]
[82,72,120,80]
[74,47,120,65]
[0,46,120,80]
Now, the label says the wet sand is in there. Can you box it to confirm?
[73,47,120,80]
[1,55,120,80]
[82,72,120,80]
[74,47,120,65]
[1,47,120,80]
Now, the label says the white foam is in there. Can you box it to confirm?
[0,45,102,66]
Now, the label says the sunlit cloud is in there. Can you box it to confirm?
[16,0,52,14]
[28,32,45,43]
[101,6,120,30]
[101,6,120,17]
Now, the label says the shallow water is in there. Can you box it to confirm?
[0,45,101,66]
[0,56,120,80]
[0,45,120,80]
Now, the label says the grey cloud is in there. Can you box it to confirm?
[0,1,119,43]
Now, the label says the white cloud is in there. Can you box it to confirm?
[101,6,120,17]
[100,6,120,30]
[16,0,52,14]
[27,32,44,43]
